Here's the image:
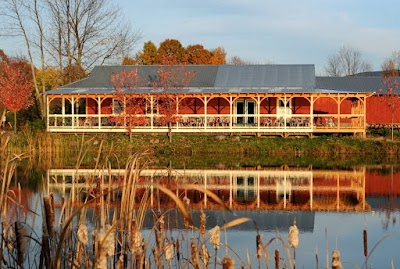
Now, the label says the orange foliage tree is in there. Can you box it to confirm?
[0,59,34,131]
[185,44,212,64]
[134,39,227,65]
[152,59,196,141]
[110,69,148,135]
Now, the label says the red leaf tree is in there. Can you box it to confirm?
[111,69,148,135]
[152,58,195,141]
[110,57,195,141]
[379,76,400,140]
[0,59,33,131]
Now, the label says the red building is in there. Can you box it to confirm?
[46,64,388,137]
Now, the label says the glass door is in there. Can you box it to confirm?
[236,101,244,124]
[246,101,255,124]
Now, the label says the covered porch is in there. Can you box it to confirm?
[46,91,370,137]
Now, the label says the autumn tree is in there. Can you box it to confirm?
[157,39,186,64]
[135,41,158,65]
[1,0,140,118]
[209,47,227,64]
[122,56,137,65]
[35,67,62,91]
[62,64,87,85]
[325,45,372,76]
[111,69,148,136]
[0,59,33,131]
[152,58,196,141]
[382,51,400,72]
[184,44,211,64]
[379,62,400,140]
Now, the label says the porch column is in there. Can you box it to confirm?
[310,96,314,129]
[257,96,261,130]
[204,96,207,129]
[176,96,179,130]
[98,97,101,130]
[150,96,154,129]
[62,97,65,126]
[229,96,233,129]
[337,94,341,128]
[46,96,50,131]
[71,96,75,129]
[363,97,367,137]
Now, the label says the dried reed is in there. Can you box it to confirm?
[331,249,342,269]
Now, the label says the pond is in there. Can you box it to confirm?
[2,160,400,268]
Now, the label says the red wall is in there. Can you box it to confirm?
[367,96,400,124]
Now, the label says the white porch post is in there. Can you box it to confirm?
[230,96,233,129]
[150,96,154,129]
[72,96,75,129]
[204,96,207,129]
[257,96,261,130]
[310,95,314,129]
[176,96,179,130]
[337,94,341,128]
[46,96,50,131]
[98,97,101,130]
[62,97,65,126]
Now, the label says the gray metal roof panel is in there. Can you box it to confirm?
[214,65,316,89]
[316,76,400,93]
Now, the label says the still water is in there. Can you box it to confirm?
[6,164,400,268]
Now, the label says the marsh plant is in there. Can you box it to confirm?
[0,137,398,269]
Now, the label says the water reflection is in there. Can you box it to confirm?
[46,167,369,212]
[5,165,400,268]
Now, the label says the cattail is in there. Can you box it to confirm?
[116,254,124,269]
[275,249,280,269]
[222,256,235,269]
[201,243,210,267]
[15,221,29,266]
[200,208,206,238]
[104,225,115,256]
[165,242,174,261]
[77,223,88,245]
[288,220,299,249]
[131,220,137,250]
[332,249,342,269]
[190,239,201,269]
[43,195,55,236]
[96,229,108,269]
[175,238,180,262]
[209,225,221,250]
[363,229,368,258]
[96,225,115,269]
[151,246,160,268]
[256,234,262,260]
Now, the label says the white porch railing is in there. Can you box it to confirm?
[47,113,365,133]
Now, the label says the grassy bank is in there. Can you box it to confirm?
[2,130,400,169]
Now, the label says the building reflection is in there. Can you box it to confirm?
[46,167,370,212]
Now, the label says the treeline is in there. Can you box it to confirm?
[123,39,227,65]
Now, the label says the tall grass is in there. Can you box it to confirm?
[1,135,398,268]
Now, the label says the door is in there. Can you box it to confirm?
[236,101,244,124]
[236,100,256,125]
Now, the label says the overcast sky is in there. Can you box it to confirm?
[120,0,400,74]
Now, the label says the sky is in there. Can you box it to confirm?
[118,0,400,75]
[1,0,399,75]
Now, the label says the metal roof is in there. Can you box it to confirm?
[316,76,400,93]
[46,65,381,96]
